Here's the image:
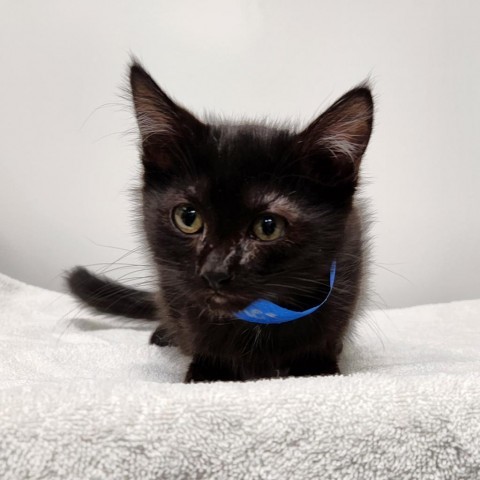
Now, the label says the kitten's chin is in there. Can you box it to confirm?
[204,292,245,317]
[208,293,229,306]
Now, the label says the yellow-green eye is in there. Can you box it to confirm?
[173,204,204,234]
[252,214,286,241]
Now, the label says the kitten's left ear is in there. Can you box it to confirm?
[295,86,374,188]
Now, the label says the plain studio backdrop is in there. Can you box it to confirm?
[1,0,479,309]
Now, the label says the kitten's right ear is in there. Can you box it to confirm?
[129,62,206,169]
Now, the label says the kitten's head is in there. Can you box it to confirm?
[130,63,373,319]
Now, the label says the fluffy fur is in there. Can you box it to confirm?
[67,62,374,382]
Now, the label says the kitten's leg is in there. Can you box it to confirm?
[288,352,340,377]
[185,355,238,383]
[149,325,175,347]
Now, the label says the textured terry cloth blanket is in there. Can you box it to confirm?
[0,273,479,480]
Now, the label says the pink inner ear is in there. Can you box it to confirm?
[130,62,205,146]
[130,64,176,141]
[295,88,373,185]
[318,98,373,164]
[135,108,177,143]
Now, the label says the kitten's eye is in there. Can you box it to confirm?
[172,204,204,234]
[252,214,286,241]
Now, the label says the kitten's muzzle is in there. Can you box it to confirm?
[201,271,232,291]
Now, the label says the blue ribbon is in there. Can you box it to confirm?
[234,261,336,324]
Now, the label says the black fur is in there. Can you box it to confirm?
[67,62,374,382]
[67,267,158,319]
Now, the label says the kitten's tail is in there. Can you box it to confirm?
[66,267,158,320]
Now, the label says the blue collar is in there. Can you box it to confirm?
[234,261,336,324]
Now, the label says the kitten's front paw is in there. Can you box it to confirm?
[288,353,340,377]
[185,356,237,383]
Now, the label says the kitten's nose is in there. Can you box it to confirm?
[201,271,232,291]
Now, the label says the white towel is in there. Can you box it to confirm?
[0,272,479,479]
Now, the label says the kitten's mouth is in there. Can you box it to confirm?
[208,293,229,306]
[205,292,246,315]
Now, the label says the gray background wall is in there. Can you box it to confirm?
[1,0,479,308]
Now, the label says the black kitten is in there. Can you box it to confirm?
[68,63,374,382]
